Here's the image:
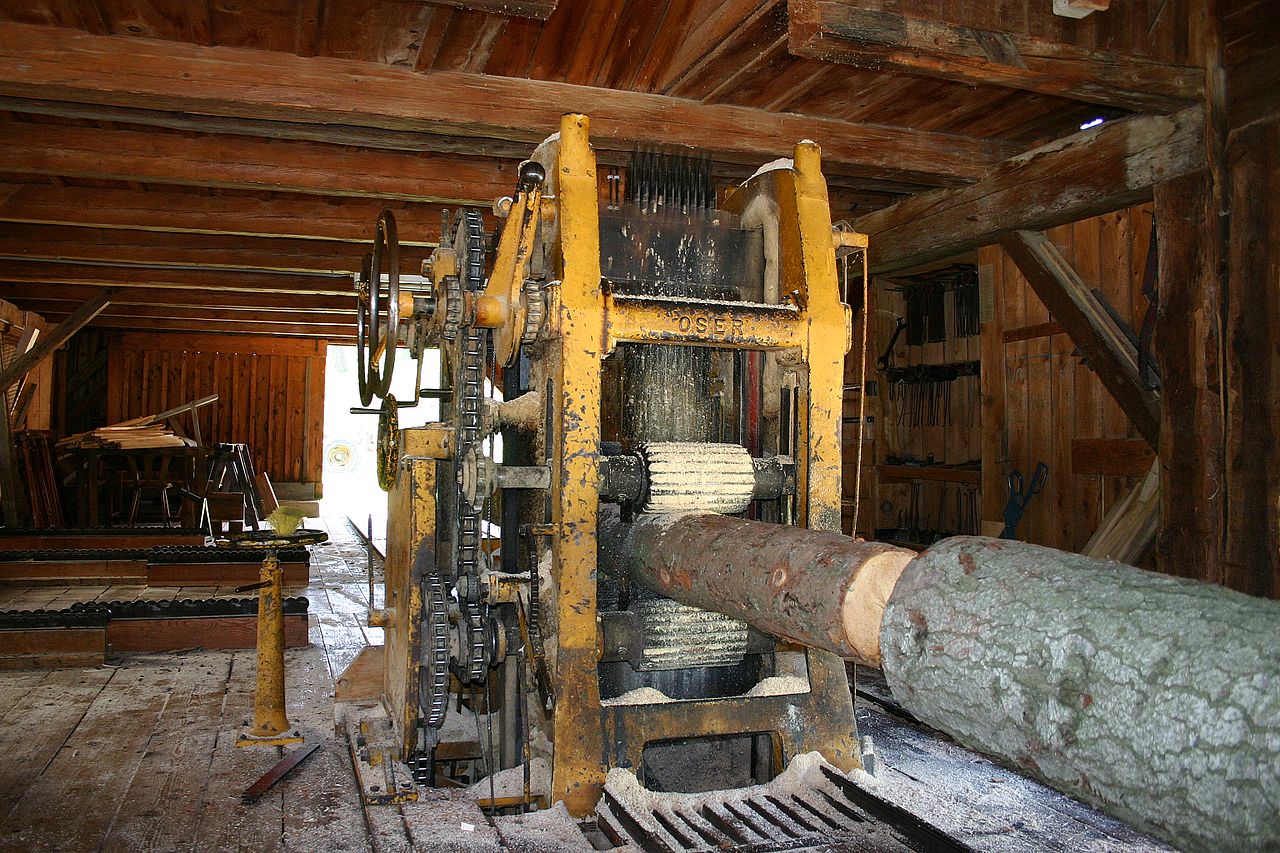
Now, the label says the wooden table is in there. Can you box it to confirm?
[65,446,201,528]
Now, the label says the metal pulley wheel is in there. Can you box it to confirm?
[376,394,400,491]
[355,209,401,406]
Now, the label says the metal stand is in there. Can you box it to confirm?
[237,550,303,747]
[223,527,327,749]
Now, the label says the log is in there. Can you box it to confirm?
[788,2,1200,113]
[602,511,915,666]
[880,536,1280,853]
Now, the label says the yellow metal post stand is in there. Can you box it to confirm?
[237,551,304,748]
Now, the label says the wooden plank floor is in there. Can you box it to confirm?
[0,518,382,853]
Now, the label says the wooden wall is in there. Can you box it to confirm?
[978,206,1154,555]
[105,333,326,487]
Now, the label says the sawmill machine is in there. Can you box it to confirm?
[349,113,877,816]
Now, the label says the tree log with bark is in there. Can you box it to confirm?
[881,536,1280,853]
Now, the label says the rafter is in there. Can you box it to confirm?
[0,224,426,276]
[0,283,352,313]
[0,262,355,297]
[0,122,512,206]
[0,184,454,244]
[789,1,1201,113]
[0,22,1017,184]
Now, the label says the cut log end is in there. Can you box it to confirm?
[839,548,913,668]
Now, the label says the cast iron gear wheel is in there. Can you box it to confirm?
[521,278,545,345]
[441,276,463,342]
[376,394,399,492]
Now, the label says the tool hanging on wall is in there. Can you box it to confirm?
[895,264,979,346]
[886,361,980,428]
[1000,462,1049,540]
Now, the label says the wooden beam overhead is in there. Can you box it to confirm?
[423,0,558,20]
[0,261,356,297]
[856,107,1204,274]
[788,1,1202,113]
[0,184,453,245]
[23,302,353,327]
[999,229,1161,447]
[0,122,512,207]
[2,285,353,314]
[0,224,427,276]
[0,22,1016,184]
[35,312,356,341]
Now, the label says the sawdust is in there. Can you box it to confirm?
[494,802,597,852]
[603,750,841,812]
[749,157,795,180]
[602,686,673,706]
[746,675,810,697]
[469,757,551,798]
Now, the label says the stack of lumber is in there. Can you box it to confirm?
[57,420,192,450]
[56,395,218,451]
[1082,458,1160,564]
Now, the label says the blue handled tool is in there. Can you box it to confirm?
[1000,462,1048,540]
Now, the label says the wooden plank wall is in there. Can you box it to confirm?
[105,333,326,487]
[979,205,1154,555]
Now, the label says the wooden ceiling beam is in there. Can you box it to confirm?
[0,99,935,193]
[0,283,353,313]
[0,261,356,297]
[856,107,1204,274]
[0,184,453,244]
[0,22,1016,184]
[0,122,513,206]
[39,313,357,340]
[789,1,1202,113]
[0,224,426,276]
[16,301,354,327]
[422,0,558,20]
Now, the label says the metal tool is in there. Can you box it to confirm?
[241,742,320,804]
[877,316,906,371]
[1000,462,1049,539]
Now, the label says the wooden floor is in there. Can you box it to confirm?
[0,519,393,853]
[0,519,1167,853]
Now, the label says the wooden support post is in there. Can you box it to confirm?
[998,230,1161,448]
[1152,172,1225,583]
[1224,116,1280,599]
[0,289,114,391]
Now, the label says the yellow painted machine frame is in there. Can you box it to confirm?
[366,113,869,818]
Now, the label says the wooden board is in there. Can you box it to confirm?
[146,560,309,587]
[107,614,309,652]
[0,531,207,549]
[0,627,106,669]
[0,559,148,584]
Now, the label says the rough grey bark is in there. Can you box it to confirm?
[881,536,1280,853]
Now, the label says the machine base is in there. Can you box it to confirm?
[343,703,421,805]
[235,728,305,748]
